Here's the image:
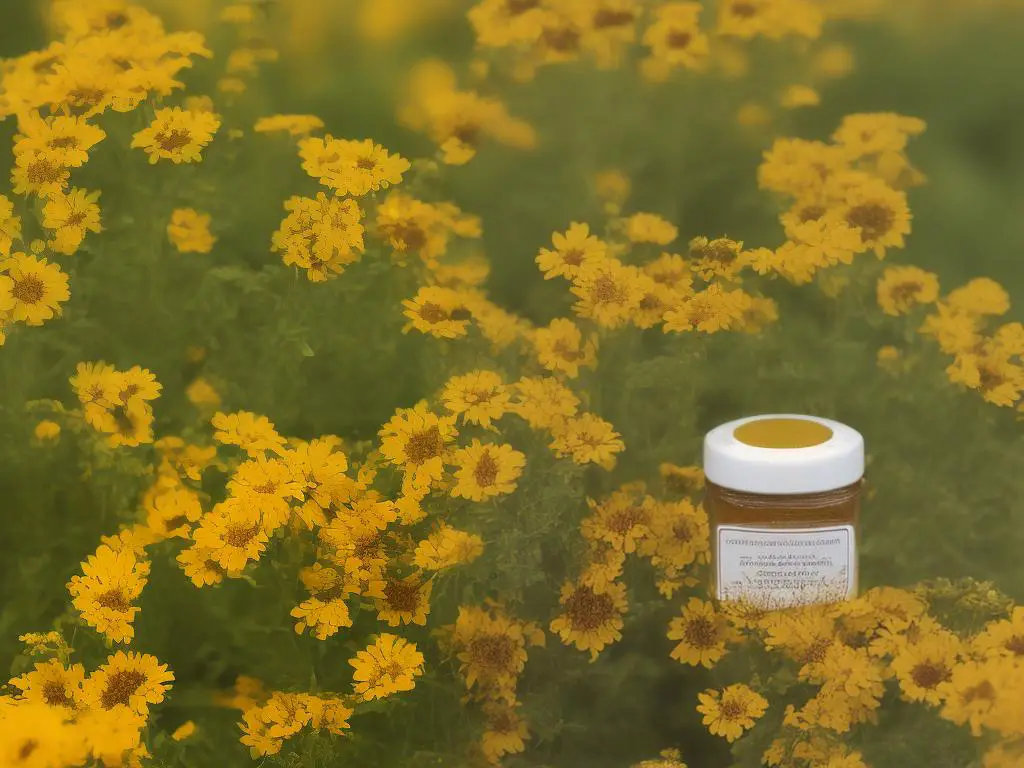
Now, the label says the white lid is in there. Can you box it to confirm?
[703,414,864,494]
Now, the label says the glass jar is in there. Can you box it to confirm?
[703,415,864,609]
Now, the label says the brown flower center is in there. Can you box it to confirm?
[962,680,996,703]
[694,242,738,265]
[406,425,443,465]
[552,338,582,361]
[473,450,500,488]
[100,669,147,709]
[798,638,831,665]
[487,709,518,733]
[65,211,88,228]
[593,8,635,28]
[225,522,260,548]
[251,480,279,495]
[564,585,615,631]
[543,26,581,53]
[911,661,951,690]
[846,203,895,242]
[67,87,107,108]
[27,158,63,185]
[96,588,131,612]
[607,504,648,535]
[42,680,72,707]
[667,31,693,49]
[106,11,129,29]
[468,633,518,671]
[12,275,45,304]
[591,275,626,304]
[506,0,540,15]
[383,579,420,613]
[316,583,346,602]
[890,281,923,306]
[730,2,759,19]
[386,222,427,251]
[48,136,80,150]
[561,248,585,267]
[720,699,746,719]
[1005,635,1024,656]
[156,129,194,152]
[798,204,826,223]
[356,156,377,171]
[418,302,451,325]
[683,616,718,648]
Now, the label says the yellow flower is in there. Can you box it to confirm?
[192,499,269,572]
[14,111,106,167]
[34,419,61,441]
[451,440,526,501]
[10,150,71,197]
[781,84,820,109]
[212,410,286,456]
[939,658,1006,736]
[368,573,433,627]
[668,598,733,668]
[172,721,197,741]
[186,377,221,410]
[832,112,926,159]
[67,544,149,644]
[697,683,769,742]
[877,265,940,315]
[570,259,643,329]
[298,136,410,196]
[349,633,424,701]
[228,454,304,532]
[839,179,912,257]
[549,412,624,467]
[9,659,84,710]
[947,277,1011,317]
[533,318,598,379]
[0,194,21,257]
[448,606,533,696]
[254,114,325,137]
[663,284,746,333]
[176,546,225,588]
[890,632,962,706]
[687,236,748,281]
[379,401,458,491]
[512,376,580,430]
[468,0,547,48]
[536,222,608,280]
[641,2,710,79]
[271,193,365,281]
[659,463,705,496]
[41,187,102,255]
[167,208,216,254]
[413,524,484,570]
[481,700,530,763]
[973,607,1024,659]
[441,370,511,428]
[1,252,70,326]
[582,487,656,554]
[131,107,221,164]
[145,486,203,540]
[632,748,689,768]
[402,285,474,339]
[0,702,84,767]
[550,580,627,661]
[291,564,354,640]
[82,651,173,715]
[625,213,678,245]
[946,346,1024,408]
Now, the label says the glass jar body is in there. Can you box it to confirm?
[705,480,862,608]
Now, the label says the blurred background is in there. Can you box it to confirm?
[1,1,1022,766]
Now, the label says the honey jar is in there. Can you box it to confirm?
[703,415,864,609]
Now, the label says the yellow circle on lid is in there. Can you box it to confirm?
[733,417,834,449]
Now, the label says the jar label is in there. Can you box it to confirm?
[716,524,856,608]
